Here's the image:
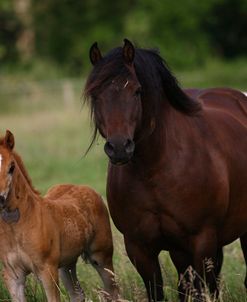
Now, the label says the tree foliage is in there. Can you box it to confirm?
[1,0,246,73]
[0,0,21,62]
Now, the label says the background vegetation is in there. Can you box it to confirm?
[1,0,247,75]
[0,0,247,301]
[0,67,247,301]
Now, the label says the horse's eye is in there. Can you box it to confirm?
[134,88,142,97]
[91,95,98,103]
[8,162,15,175]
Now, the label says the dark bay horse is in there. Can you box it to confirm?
[84,39,247,301]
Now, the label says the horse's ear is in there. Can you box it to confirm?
[4,130,15,150]
[123,38,135,65]
[89,42,102,65]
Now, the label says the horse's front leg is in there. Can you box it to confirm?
[170,246,223,302]
[124,237,164,302]
[169,250,192,302]
[192,229,220,300]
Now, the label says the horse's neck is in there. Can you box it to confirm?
[135,106,197,166]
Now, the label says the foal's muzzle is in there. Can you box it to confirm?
[0,195,6,210]
[104,138,135,165]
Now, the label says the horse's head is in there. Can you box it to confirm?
[0,130,15,209]
[85,39,201,165]
[86,39,142,165]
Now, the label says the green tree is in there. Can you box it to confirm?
[0,0,21,63]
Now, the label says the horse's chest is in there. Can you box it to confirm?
[107,169,196,249]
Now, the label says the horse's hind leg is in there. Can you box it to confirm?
[59,262,85,302]
[240,233,247,289]
[2,268,26,302]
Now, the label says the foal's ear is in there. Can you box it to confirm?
[4,130,15,150]
[123,38,135,65]
[89,42,102,65]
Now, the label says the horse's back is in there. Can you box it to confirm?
[185,88,247,243]
[185,88,247,126]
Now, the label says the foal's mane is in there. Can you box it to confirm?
[13,151,40,195]
[84,45,201,150]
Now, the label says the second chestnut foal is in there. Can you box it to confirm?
[0,130,118,302]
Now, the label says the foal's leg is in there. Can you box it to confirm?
[38,264,60,302]
[87,249,119,301]
[240,233,247,289]
[86,223,119,301]
[2,268,26,302]
[124,238,164,302]
[59,262,85,302]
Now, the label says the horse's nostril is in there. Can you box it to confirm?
[124,139,135,155]
[104,138,134,164]
[104,141,115,157]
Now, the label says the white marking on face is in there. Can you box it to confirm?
[123,80,129,89]
[0,154,2,172]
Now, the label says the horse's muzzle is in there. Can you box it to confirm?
[104,138,135,165]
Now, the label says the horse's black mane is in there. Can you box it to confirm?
[85,46,201,114]
[84,46,201,152]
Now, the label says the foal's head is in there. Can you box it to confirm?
[0,130,15,209]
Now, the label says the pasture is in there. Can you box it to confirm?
[0,60,247,301]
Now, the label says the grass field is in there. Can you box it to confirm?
[0,60,247,301]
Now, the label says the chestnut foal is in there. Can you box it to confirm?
[0,130,118,302]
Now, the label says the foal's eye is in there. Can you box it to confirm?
[8,162,15,175]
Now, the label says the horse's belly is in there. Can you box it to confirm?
[219,201,247,245]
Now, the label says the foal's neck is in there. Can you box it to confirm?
[8,161,40,214]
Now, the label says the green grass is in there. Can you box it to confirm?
[0,61,247,301]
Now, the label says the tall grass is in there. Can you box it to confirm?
[0,61,247,301]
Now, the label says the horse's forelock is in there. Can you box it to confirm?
[85,51,130,99]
